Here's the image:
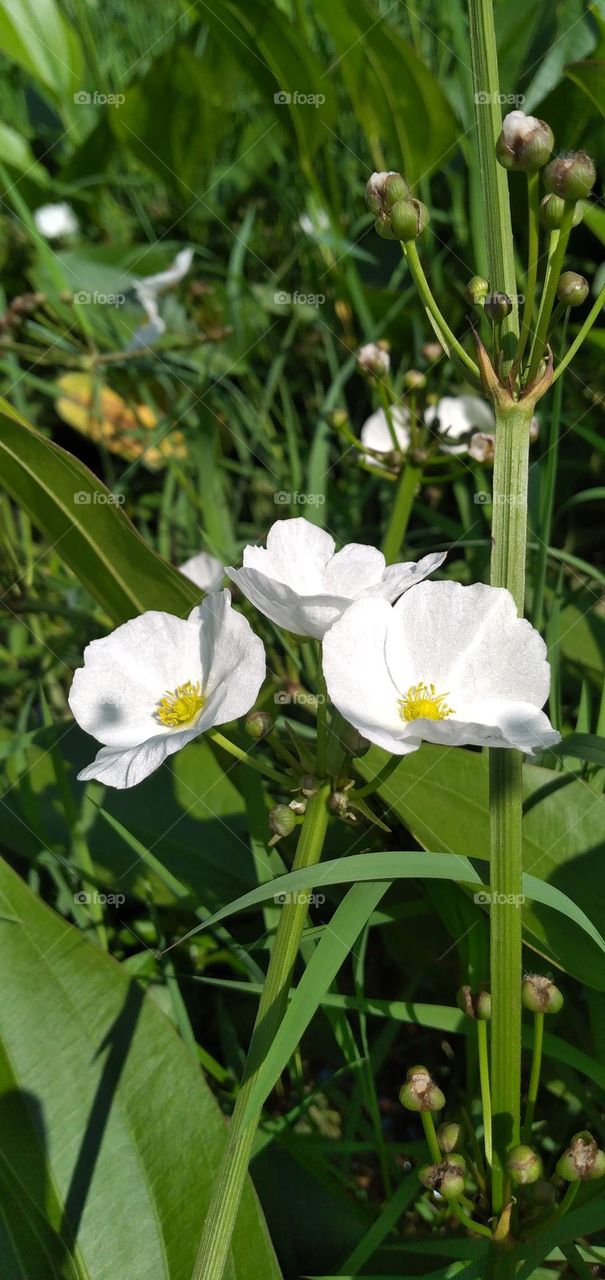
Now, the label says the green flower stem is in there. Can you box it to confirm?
[477,1019,493,1166]
[382,456,423,564]
[513,172,540,376]
[551,278,605,384]
[449,1199,493,1239]
[421,1111,442,1163]
[522,1012,544,1142]
[489,399,534,1214]
[402,240,481,385]
[526,207,574,385]
[556,1180,580,1219]
[377,381,403,453]
[531,313,567,634]
[354,754,401,799]
[207,729,290,787]
[191,783,331,1280]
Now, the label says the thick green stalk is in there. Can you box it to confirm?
[488,399,534,1212]
[192,784,331,1280]
[382,458,423,564]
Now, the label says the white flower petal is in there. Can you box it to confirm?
[360,406,410,459]
[323,543,386,594]
[134,247,194,299]
[227,568,344,639]
[69,611,203,748]
[425,395,494,455]
[190,589,265,725]
[322,598,418,754]
[34,202,78,239]
[77,726,201,789]
[179,551,224,591]
[378,551,447,602]
[242,518,335,593]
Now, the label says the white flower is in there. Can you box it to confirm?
[34,202,79,239]
[361,406,411,465]
[357,343,390,377]
[468,432,495,463]
[127,247,194,352]
[299,208,330,237]
[69,589,265,789]
[227,517,445,640]
[180,551,224,591]
[425,395,494,455]
[323,580,559,756]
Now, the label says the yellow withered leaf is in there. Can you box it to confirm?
[55,373,187,469]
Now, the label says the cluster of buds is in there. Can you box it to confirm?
[556,1131,605,1182]
[367,171,430,243]
[418,1154,466,1200]
[399,1064,445,1112]
[456,984,491,1020]
[0,289,46,334]
[521,974,564,1015]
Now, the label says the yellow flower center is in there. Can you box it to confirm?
[155,680,205,727]
[399,681,454,723]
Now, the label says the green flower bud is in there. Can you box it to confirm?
[543,151,596,201]
[374,215,399,241]
[437,1121,463,1154]
[465,275,490,305]
[484,292,512,322]
[539,193,584,230]
[356,341,390,377]
[366,170,409,216]
[506,1144,543,1186]
[556,271,589,307]
[496,111,554,173]
[399,1064,446,1113]
[245,709,274,740]
[301,774,318,797]
[389,197,430,242]
[403,369,427,390]
[419,1154,466,1199]
[328,790,350,816]
[521,974,564,1015]
[338,723,371,757]
[556,1132,605,1182]
[457,985,491,1021]
[269,804,297,838]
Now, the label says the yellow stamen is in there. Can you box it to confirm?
[399,681,454,723]
[155,680,204,727]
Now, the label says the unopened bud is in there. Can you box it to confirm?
[521,974,564,1015]
[465,275,490,305]
[328,790,350,816]
[469,432,495,464]
[556,271,589,307]
[496,111,554,173]
[543,151,596,201]
[399,1064,445,1113]
[269,804,297,839]
[245,709,274,740]
[422,342,442,362]
[457,985,491,1020]
[339,723,371,757]
[366,170,409,216]
[301,774,318,797]
[556,1132,605,1181]
[357,341,390,377]
[418,1154,466,1200]
[403,369,426,390]
[540,193,584,230]
[389,197,430,241]
[484,292,512,322]
[506,1144,543,1186]
[437,1122,463,1154]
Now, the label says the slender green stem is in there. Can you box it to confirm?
[207,729,290,787]
[191,783,331,1280]
[354,754,401,799]
[382,457,423,564]
[557,1180,580,1219]
[402,240,481,384]
[477,1019,493,1166]
[421,1111,442,1163]
[513,172,540,375]
[522,1012,544,1142]
[316,665,328,776]
[532,313,568,634]
[526,206,574,385]
[552,278,605,383]
[449,1199,493,1239]
[377,381,403,453]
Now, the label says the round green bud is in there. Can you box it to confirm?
[521,974,564,1015]
[301,774,318,797]
[419,1155,466,1200]
[556,271,589,307]
[245,709,274,740]
[484,292,512,322]
[403,368,427,390]
[457,985,491,1021]
[543,151,596,202]
[366,170,409,215]
[556,1132,605,1182]
[506,1144,543,1186]
[539,193,584,230]
[389,197,430,242]
[437,1121,463,1154]
[374,215,399,241]
[269,804,297,839]
[496,111,554,173]
[465,275,490,305]
[399,1064,446,1113]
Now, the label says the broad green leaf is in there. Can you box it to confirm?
[0,0,83,101]
[550,732,605,767]
[0,120,48,180]
[0,399,199,625]
[0,856,281,1280]
[565,58,605,116]
[357,744,605,988]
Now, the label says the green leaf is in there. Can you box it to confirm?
[0,399,199,625]
[0,0,83,101]
[356,744,605,988]
[0,121,48,180]
[0,857,281,1280]
[565,59,605,116]
[550,732,605,767]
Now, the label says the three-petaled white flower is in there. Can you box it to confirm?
[322,580,559,756]
[227,517,445,640]
[127,247,194,352]
[425,395,494,455]
[69,590,265,788]
[34,202,79,240]
[361,406,411,465]
[179,551,224,592]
